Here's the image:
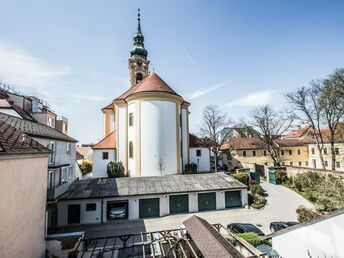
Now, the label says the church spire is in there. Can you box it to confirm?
[130,8,148,59]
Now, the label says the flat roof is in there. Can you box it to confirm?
[63,172,247,200]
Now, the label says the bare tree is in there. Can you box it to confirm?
[248,105,294,166]
[320,69,344,170]
[286,83,326,169]
[199,105,232,172]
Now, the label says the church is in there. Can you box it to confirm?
[92,11,210,177]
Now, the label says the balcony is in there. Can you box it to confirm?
[47,181,71,201]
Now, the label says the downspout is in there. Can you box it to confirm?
[101,198,104,224]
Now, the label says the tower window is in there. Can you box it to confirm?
[136,73,143,84]
[129,113,134,126]
[129,142,134,158]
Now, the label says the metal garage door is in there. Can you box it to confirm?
[169,194,189,214]
[198,192,216,211]
[139,198,160,218]
[225,191,242,208]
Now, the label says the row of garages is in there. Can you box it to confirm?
[57,189,248,226]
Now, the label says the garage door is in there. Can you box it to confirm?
[169,194,189,214]
[198,192,216,211]
[225,191,242,208]
[139,198,160,218]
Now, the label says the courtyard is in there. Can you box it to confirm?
[57,181,314,237]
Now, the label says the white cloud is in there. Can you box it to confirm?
[184,48,195,66]
[224,90,274,107]
[189,80,230,100]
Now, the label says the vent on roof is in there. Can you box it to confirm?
[97,179,107,184]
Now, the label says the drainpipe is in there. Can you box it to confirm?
[101,198,104,224]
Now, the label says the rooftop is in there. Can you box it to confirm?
[92,131,116,149]
[0,112,77,143]
[63,172,246,200]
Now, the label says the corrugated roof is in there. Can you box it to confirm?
[0,112,77,142]
[0,119,51,155]
[93,131,116,149]
[63,172,247,200]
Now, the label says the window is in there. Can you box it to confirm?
[312,159,316,168]
[67,166,73,180]
[102,152,109,160]
[336,162,341,168]
[129,141,134,158]
[323,148,327,155]
[305,161,309,167]
[297,149,301,155]
[311,148,315,155]
[67,143,71,155]
[136,73,143,84]
[281,162,285,166]
[335,148,339,155]
[324,160,328,167]
[252,150,256,157]
[280,150,285,156]
[48,117,55,127]
[48,171,54,189]
[86,203,96,211]
[290,162,293,166]
[62,167,68,182]
[48,142,56,164]
[129,113,134,126]
[242,150,247,157]
[298,161,302,166]
[196,149,202,157]
[263,150,267,156]
[289,150,292,155]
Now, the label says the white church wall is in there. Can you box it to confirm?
[92,149,116,177]
[128,102,136,176]
[141,100,177,176]
[117,106,127,170]
[181,108,188,170]
[189,147,211,172]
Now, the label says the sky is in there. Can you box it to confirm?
[0,0,343,143]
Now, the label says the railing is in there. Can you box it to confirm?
[47,181,71,200]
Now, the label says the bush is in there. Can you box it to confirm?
[232,173,249,186]
[234,232,268,247]
[107,161,125,178]
[185,163,198,174]
[296,205,320,223]
[251,184,264,196]
[295,182,302,191]
[79,159,92,175]
[276,171,288,184]
[251,194,267,209]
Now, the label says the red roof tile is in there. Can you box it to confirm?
[284,125,311,138]
[93,131,116,149]
[189,133,207,148]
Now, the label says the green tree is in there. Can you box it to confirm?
[107,161,125,178]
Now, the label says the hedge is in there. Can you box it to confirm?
[231,173,249,186]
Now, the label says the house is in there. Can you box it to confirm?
[188,133,210,172]
[0,118,51,258]
[57,173,247,226]
[263,208,344,258]
[92,11,209,177]
[275,139,310,167]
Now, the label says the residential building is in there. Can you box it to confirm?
[276,139,310,167]
[189,134,211,172]
[0,118,51,258]
[308,142,344,171]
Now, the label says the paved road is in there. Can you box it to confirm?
[58,181,314,237]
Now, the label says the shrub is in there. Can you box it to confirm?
[296,205,320,223]
[234,232,266,247]
[107,161,125,178]
[295,182,302,191]
[251,194,267,209]
[276,171,288,184]
[185,163,198,174]
[79,159,92,175]
[232,173,249,186]
[251,184,264,196]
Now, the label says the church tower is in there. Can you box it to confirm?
[129,9,150,87]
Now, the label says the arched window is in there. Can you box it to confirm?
[129,141,134,158]
[136,73,143,84]
[129,113,134,126]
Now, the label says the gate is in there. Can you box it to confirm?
[268,170,277,184]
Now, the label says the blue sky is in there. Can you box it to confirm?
[0,0,343,143]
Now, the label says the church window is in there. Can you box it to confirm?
[129,142,134,158]
[136,73,143,84]
[129,113,134,126]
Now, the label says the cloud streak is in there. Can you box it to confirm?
[184,48,195,66]
[224,90,274,107]
[189,80,230,100]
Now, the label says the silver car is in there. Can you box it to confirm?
[109,207,126,219]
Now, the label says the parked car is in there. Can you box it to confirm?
[269,221,299,232]
[109,207,126,219]
[227,223,265,236]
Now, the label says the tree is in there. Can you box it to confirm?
[107,161,125,178]
[156,154,166,176]
[320,69,344,170]
[248,105,294,166]
[199,105,232,172]
[79,159,92,175]
[286,83,327,169]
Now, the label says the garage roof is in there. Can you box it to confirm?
[63,172,246,200]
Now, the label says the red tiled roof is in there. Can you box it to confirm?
[116,72,182,100]
[93,131,116,149]
[275,138,310,147]
[189,133,208,148]
[284,125,311,138]
[102,102,114,110]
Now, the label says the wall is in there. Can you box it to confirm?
[279,146,309,167]
[127,102,136,176]
[117,106,127,172]
[189,147,210,172]
[92,149,116,177]
[181,108,189,169]
[272,213,344,258]
[225,148,274,169]
[0,155,48,258]
[140,100,178,176]
[285,165,344,178]
[308,143,344,171]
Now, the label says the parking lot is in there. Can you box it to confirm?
[57,181,314,237]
